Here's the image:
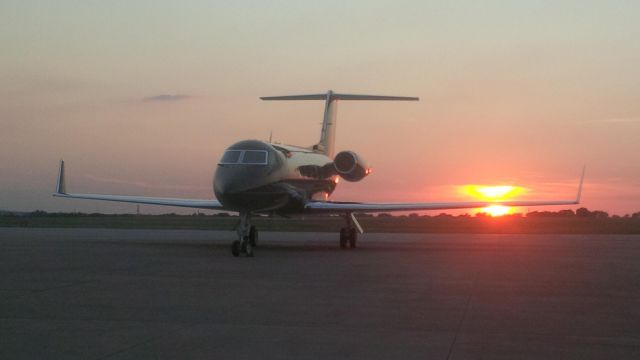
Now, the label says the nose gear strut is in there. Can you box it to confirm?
[231,212,258,257]
[339,212,363,249]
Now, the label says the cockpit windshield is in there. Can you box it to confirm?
[241,150,268,164]
[219,150,242,164]
[219,150,269,165]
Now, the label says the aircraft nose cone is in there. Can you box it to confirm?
[214,174,243,195]
[214,165,269,198]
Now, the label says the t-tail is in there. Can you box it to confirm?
[261,90,418,158]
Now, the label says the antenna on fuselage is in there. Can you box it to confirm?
[260,91,419,158]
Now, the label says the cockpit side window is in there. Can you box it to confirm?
[219,150,242,164]
[241,150,268,165]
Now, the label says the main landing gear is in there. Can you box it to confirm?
[340,227,357,248]
[231,212,258,257]
[340,212,362,249]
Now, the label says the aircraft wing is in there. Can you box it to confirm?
[53,160,224,210]
[305,168,585,214]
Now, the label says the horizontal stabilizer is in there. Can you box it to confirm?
[261,94,327,101]
[261,91,418,102]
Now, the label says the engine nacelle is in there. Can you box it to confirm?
[333,151,371,182]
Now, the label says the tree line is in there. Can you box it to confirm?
[2,208,639,219]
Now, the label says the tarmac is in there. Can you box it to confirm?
[1,228,639,359]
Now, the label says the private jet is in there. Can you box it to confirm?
[54,90,584,256]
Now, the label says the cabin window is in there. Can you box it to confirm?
[219,150,242,164]
[241,150,268,165]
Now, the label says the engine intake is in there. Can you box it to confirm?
[334,151,371,182]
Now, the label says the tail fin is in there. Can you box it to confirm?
[261,90,418,158]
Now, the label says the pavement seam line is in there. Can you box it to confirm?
[446,272,478,360]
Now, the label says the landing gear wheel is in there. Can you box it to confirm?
[231,240,241,257]
[241,236,254,257]
[339,228,348,249]
[249,226,258,247]
[348,228,357,249]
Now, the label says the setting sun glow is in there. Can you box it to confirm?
[460,185,527,216]
[482,205,511,217]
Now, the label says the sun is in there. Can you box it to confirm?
[481,205,511,217]
[462,185,524,200]
[460,185,527,217]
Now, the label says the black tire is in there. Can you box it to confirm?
[339,228,347,249]
[231,240,241,257]
[249,226,258,247]
[241,236,254,257]
[348,228,357,249]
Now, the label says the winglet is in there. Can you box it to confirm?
[55,160,66,195]
[575,166,585,204]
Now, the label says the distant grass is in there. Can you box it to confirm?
[1,213,639,234]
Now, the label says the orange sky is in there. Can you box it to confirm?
[1,1,639,214]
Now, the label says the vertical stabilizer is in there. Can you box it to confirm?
[261,91,418,158]
[318,90,337,157]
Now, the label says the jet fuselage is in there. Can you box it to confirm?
[213,139,338,214]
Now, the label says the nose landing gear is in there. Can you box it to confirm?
[249,225,258,247]
[340,212,362,249]
[232,212,258,257]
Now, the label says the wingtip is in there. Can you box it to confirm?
[55,159,66,195]
[576,165,586,203]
